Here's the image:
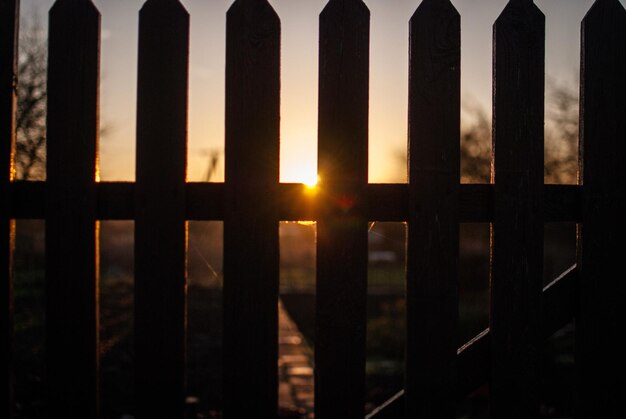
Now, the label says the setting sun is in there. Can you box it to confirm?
[303,175,319,189]
[280,157,318,187]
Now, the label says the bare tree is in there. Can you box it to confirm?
[460,101,492,184]
[545,78,578,184]
[395,79,579,185]
[16,15,47,180]
[459,79,579,185]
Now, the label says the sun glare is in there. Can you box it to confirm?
[281,159,318,189]
[303,174,319,189]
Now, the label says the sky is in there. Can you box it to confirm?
[20,0,624,183]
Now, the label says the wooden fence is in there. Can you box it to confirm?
[1,0,625,417]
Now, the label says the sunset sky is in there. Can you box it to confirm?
[20,0,623,183]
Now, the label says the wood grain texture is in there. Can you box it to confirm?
[316,1,369,417]
[406,1,460,417]
[578,0,626,416]
[491,1,544,417]
[134,1,189,417]
[45,0,100,416]
[0,0,18,415]
[223,0,280,417]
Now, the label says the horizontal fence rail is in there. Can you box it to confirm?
[7,182,582,223]
[1,0,625,418]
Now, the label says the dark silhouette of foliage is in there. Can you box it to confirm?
[16,17,47,180]
[460,79,579,185]
[545,78,578,184]
[461,102,492,183]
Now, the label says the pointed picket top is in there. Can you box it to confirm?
[226,0,280,37]
[225,0,280,185]
[226,0,280,56]
[50,0,100,16]
[139,0,189,17]
[412,0,458,14]
[580,0,626,183]
[321,0,369,17]
[583,0,625,23]
[319,0,370,57]
[408,0,460,121]
[495,0,543,28]
[318,0,369,186]
[409,0,460,58]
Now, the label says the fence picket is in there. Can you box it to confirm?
[578,0,626,416]
[0,0,19,416]
[491,0,544,417]
[135,0,189,417]
[406,0,460,417]
[45,0,100,416]
[316,1,369,417]
[223,0,280,416]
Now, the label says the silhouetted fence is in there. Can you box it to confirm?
[1,0,625,418]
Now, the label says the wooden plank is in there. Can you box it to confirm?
[0,0,19,415]
[316,1,369,417]
[578,0,626,416]
[223,0,280,416]
[490,1,544,417]
[406,0,460,417]
[186,182,223,221]
[460,184,493,222]
[134,1,189,417]
[8,182,582,223]
[45,0,100,416]
[367,264,579,418]
[367,184,408,222]
[277,183,318,221]
[96,181,134,220]
[544,184,580,222]
[7,182,582,223]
